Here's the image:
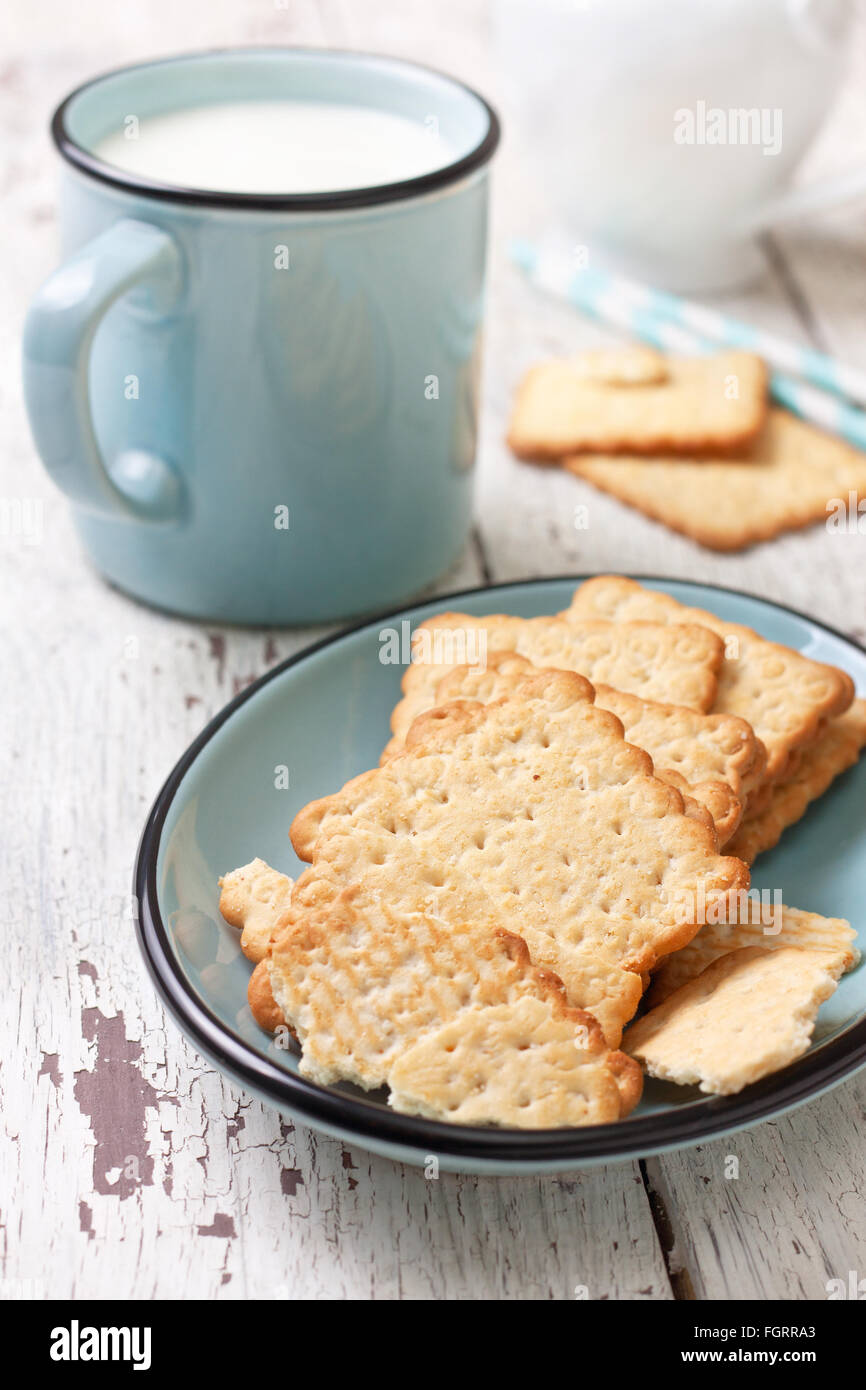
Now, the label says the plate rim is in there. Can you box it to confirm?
[133,573,866,1164]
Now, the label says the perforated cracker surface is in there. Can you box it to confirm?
[289,671,748,1045]
[385,651,761,845]
[387,614,725,755]
[219,866,642,1127]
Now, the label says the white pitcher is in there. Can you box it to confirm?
[496,0,862,290]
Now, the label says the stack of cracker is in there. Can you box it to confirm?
[219,578,863,1126]
[566,577,866,865]
[507,347,866,550]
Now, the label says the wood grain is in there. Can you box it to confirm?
[2,0,864,1301]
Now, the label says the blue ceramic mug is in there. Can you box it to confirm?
[23,49,499,624]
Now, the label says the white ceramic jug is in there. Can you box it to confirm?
[496,0,862,290]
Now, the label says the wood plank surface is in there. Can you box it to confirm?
[1,0,863,1301]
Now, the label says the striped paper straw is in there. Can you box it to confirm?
[511,240,866,452]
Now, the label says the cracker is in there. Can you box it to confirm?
[563,346,670,387]
[386,650,759,844]
[255,892,642,1127]
[248,956,291,1033]
[508,350,767,458]
[565,575,855,785]
[744,742,808,818]
[385,614,725,760]
[592,686,763,805]
[219,857,294,963]
[645,769,740,847]
[566,409,866,551]
[646,905,859,1007]
[287,670,748,1045]
[726,699,866,863]
[626,946,845,1095]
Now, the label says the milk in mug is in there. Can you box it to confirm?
[94,100,456,193]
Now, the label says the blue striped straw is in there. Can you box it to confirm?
[510,240,866,452]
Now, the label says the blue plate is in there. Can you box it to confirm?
[134,577,866,1173]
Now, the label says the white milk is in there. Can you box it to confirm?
[93,100,456,193]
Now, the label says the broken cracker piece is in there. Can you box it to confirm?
[646,905,859,1007]
[219,857,294,963]
[626,946,845,1095]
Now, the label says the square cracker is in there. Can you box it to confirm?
[726,698,866,864]
[285,670,748,1045]
[390,613,725,740]
[220,880,643,1128]
[508,350,767,458]
[566,409,866,551]
[626,945,845,1095]
[385,650,764,845]
[646,905,859,1007]
[564,575,855,785]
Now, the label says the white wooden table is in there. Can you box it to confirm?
[3,1,865,1301]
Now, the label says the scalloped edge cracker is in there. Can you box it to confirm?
[219,857,294,963]
[726,699,866,863]
[564,575,855,785]
[287,670,748,1046]
[220,870,642,1128]
[386,613,725,743]
[385,650,761,845]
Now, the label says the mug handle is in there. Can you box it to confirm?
[23,218,185,523]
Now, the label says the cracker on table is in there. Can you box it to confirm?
[386,614,725,752]
[564,575,855,786]
[385,650,760,845]
[508,350,767,459]
[564,346,669,387]
[566,409,866,551]
[626,945,846,1095]
[646,905,859,1007]
[726,699,866,864]
[285,670,748,1046]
